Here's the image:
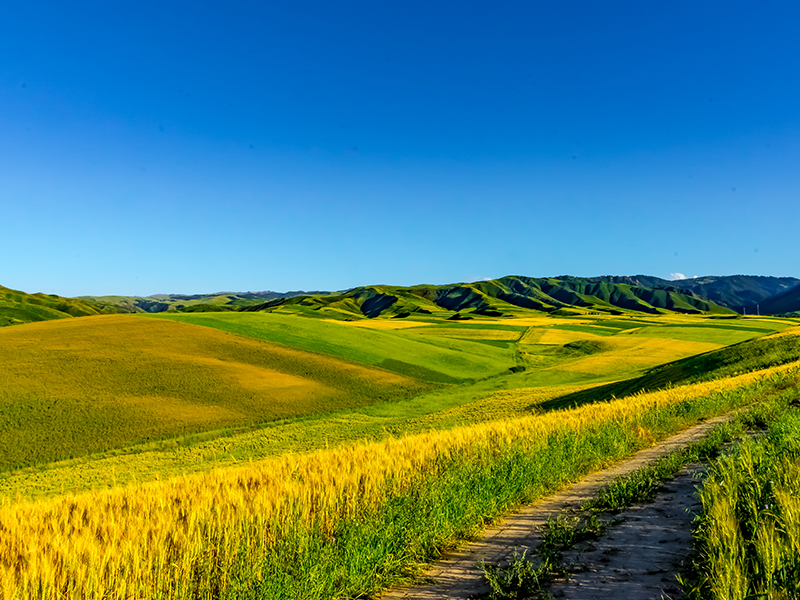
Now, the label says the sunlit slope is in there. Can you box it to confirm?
[537,324,800,409]
[155,312,519,382]
[247,276,736,320]
[0,284,107,327]
[0,315,426,471]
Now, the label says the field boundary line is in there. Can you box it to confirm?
[380,412,738,600]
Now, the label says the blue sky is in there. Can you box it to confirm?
[2,1,798,296]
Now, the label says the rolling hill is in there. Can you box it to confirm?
[0,315,427,471]
[594,274,800,312]
[0,284,109,327]
[5,274,798,328]
[654,275,800,311]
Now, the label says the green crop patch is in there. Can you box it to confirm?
[155,312,517,382]
[0,315,428,472]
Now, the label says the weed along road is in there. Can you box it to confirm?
[380,412,740,599]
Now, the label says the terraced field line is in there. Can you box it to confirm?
[380,413,736,600]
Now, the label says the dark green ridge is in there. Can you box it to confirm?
[620,274,800,312]
[246,276,737,319]
[547,275,800,313]
[749,282,800,316]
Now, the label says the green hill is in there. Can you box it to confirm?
[156,311,517,383]
[76,276,800,318]
[0,285,108,327]
[8,275,788,326]
[246,276,736,320]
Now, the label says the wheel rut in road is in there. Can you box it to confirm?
[549,464,703,600]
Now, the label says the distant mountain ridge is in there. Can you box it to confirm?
[2,275,798,329]
[752,284,800,316]
[628,275,800,312]
[246,275,738,319]
[80,290,332,314]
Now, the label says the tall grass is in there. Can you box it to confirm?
[1,363,796,599]
[691,395,800,600]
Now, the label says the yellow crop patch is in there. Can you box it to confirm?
[121,395,245,425]
[545,337,719,377]
[534,328,605,345]
[0,315,425,472]
[325,319,432,330]
[479,317,590,327]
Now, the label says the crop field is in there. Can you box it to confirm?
[154,312,520,383]
[2,314,797,499]
[158,312,792,385]
[0,315,426,472]
[1,363,798,599]
[1,308,799,598]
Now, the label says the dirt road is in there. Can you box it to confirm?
[380,415,730,600]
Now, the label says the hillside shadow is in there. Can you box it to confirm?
[531,330,800,413]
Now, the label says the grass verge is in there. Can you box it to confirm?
[686,393,800,600]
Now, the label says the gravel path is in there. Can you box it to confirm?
[380,415,730,600]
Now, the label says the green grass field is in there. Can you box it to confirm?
[153,312,520,382]
[690,394,800,599]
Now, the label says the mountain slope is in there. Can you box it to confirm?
[247,276,737,320]
[653,275,799,311]
[751,283,800,315]
[0,285,108,327]
[78,276,800,317]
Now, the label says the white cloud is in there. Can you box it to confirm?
[669,272,687,280]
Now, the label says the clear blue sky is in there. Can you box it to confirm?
[2,1,798,296]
